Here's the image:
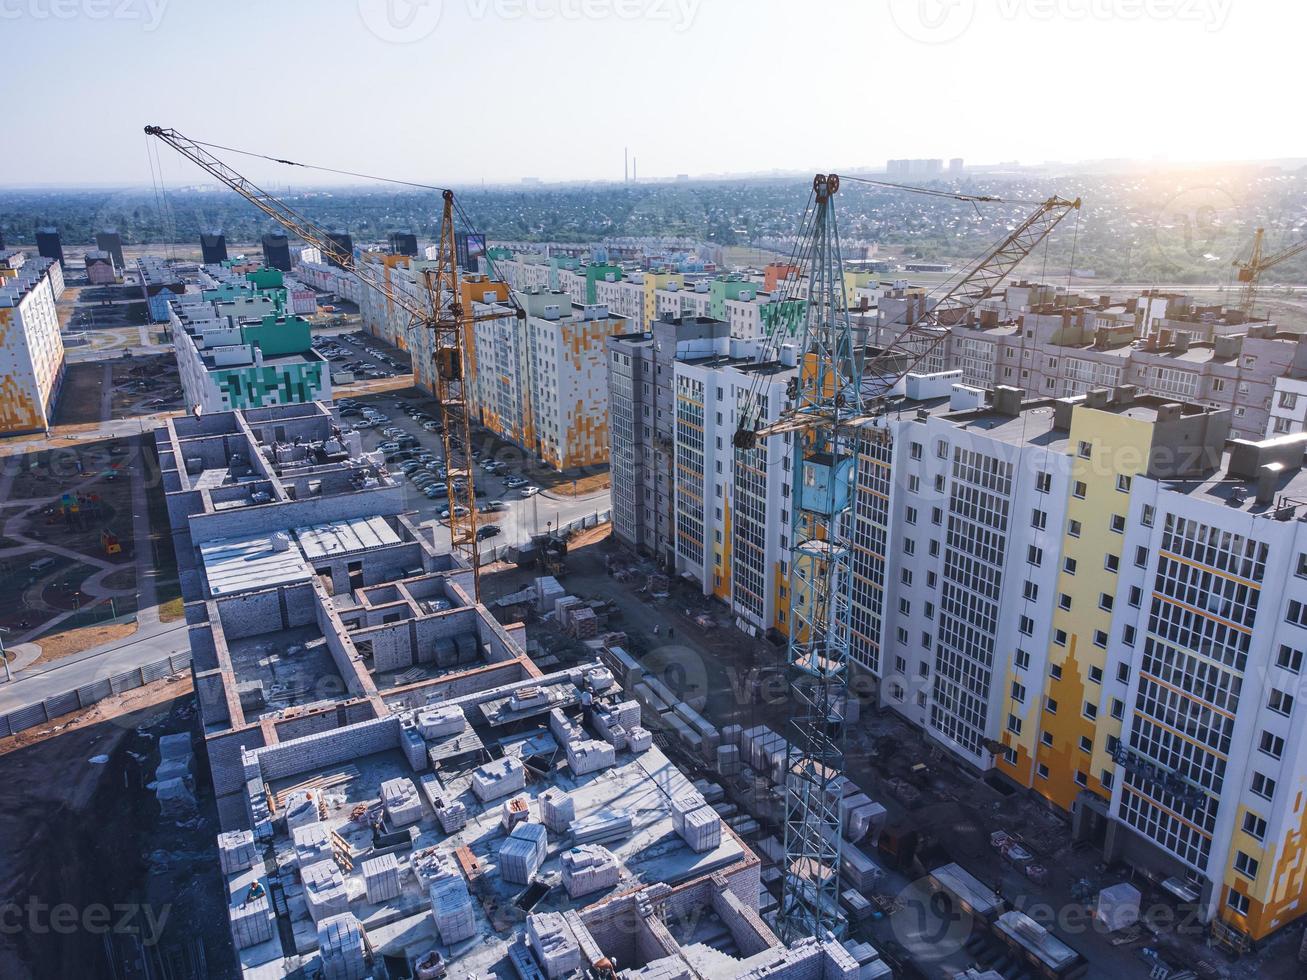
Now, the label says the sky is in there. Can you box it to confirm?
[0,0,1300,188]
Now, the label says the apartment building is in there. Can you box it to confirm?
[84,249,117,284]
[0,253,65,435]
[465,288,626,471]
[606,315,731,564]
[293,246,363,305]
[137,256,188,322]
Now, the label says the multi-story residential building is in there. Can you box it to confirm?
[137,256,188,322]
[84,249,117,284]
[95,229,125,270]
[606,314,731,564]
[292,246,363,305]
[467,289,626,471]
[0,254,65,434]
[35,227,63,268]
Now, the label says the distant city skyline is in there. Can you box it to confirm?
[1,1,1298,188]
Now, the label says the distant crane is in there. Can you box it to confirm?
[144,125,523,597]
[1233,227,1307,316]
[736,175,1079,942]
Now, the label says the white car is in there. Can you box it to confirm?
[520,486,541,497]
[439,505,470,519]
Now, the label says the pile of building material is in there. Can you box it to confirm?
[302,860,350,923]
[380,776,425,826]
[218,829,259,875]
[570,808,633,845]
[292,822,334,870]
[400,720,429,771]
[416,704,466,738]
[229,881,275,950]
[671,793,722,853]
[716,744,741,776]
[501,794,531,832]
[566,738,616,776]
[571,607,598,638]
[560,845,619,898]
[361,853,402,903]
[283,788,323,832]
[157,732,194,782]
[527,912,581,977]
[472,756,526,802]
[1095,882,1141,932]
[539,787,575,834]
[839,841,883,892]
[318,912,369,980]
[627,726,652,753]
[841,939,891,979]
[584,666,616,693]
[500,822,549,884]
[535,576,565,612]
[417,854,477,944]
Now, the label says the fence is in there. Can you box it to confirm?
[477,509,612,566]
[0,652,193,737]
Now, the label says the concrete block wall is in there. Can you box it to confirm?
[252,715,401,784]
[635,912,682,966]
[187,484,406,545]
[712,884,776,956]
[206,725,268,800]
[215,589,286,640]
[380,660,529,713]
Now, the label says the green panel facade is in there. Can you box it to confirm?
[214,360,325,410]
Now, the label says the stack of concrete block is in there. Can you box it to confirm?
[627,726,652,753]
[549,707,584,745]
[671,793,721,853]
[673,701,720,756]
[566,738,616,776]
[560,845,619,898]
[229,887,275,949]
[539,787,575,834]
[570,809,633,845]
[429,874,477,944]
[571,607,598,639]
[318,912,369,980]
[362,853,402,904]
[716,744,742,777]
[1095,883,1141,933]
[292,822,333,870]
[381,776,424,826]
[527,912,581,978]
[555,595,583,627]
[302,860,350,923]
[592,708,628,750]
[156,776,196,818]
[583,666,615,693]
[435,796,468,833]
[400,721,429,771]
[839,841,883,892]
[662,712,703,755]
[692,779,725,804]
[511,686,551,712]
[157,732,194,783]
[217,829,258,876]
[283,789,322,832]
[535,575,565,612]
[500,822,549,884]
[721,724,743,748]
[501,795,531,832]
[416,704,466,738]
[472,756,526,802]
[842,794,886,844]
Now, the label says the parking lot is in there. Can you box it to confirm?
[312,327,412,384]
[336,389,610,553]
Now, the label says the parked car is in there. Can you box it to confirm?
[439,505,470,519]
[422,421,443,432]
[399,460,423,474]
[520,486,541,497]
[378,441,401,452]
[484,500,507,512]
[476,525,501,540]
[423,485,445,499]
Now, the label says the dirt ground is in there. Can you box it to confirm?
[0,677,237,980]
[480,532,1306,980]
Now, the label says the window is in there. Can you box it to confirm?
[1064,557,1078,574]
[1227,891,1250,916]
[1268,688,1295,716]
[1024,580,1039,601]
[1116,474,1132,493]
[1051,663,1063,680]
[1073,480,1087,499]
[1083,701,1098,720]
[903,537,916,556]
[1099,593,1114,612]
[910,441,922,460]
[908,475,920,493]
[1129,586,1142,608]
[1088,665,1103,684]
[1002,745,1017,765]
[1234,851,1260,881]
[1134,546,1148,568]
[1007,714,1023,735]
[1032,508,1048,530]
[1041,731,1054,746]
[1141,504,1155,527]
[1123,624,1137,647]
[1078,440,1092,459]
[905,506,918,525]
[1011,681,1026,703]
[896,627,909,645]
[924,601,935,620]
[1276,644,1304,673]
[1279,390,1298,410]
[900,568,913,586]
[1288,600,1307,628]
[1110,514,1126,533]
[1037,763,1050,779]
[1116,663,1130,684]
[1296,553,1307,578]
[931,507,943,526]
[1028,545,1044,566]
[1059,593,1073,611]
[1105,553,1120,572]
[1015,649,1031,671]
[1111,698,1124,720]
[898,598,911,616]
[1019,615,1035,636]
[895,655,907,673]
[1251,771,1277,801]
[927,571,937,588]
[1101,770,1114,790]
[1036,471,1052,493]
[1079,735,1093,753]
[918,661,929,677]
[929,539,940,558]
[1242,812,1268,841]
[936,439,948,459]
[1260,731,1285,759]
[1074,770,1088,787]
[1054,629,1068,647]
[1068,519,1082,538]
[1045,697,1058,715]
[1093,629,1109,648]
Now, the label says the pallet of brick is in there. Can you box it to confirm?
[554,595,582,627]
[593,710,628,750]
[499,822,549,884]
[539,787,576,834]
[362,853,402,904]
[841,890,874,922]
[570,808,633,845]
[528,912,581,978]
[229,886,275,950]
[472,756,526,802]
[380,777,425,826]
[680,805,722,853]
[429,875,477,944]
[400,723,429,771]
[721,723,743,748]
[283,789,322,833]
[627,726,652,753]
[566,739,616,776]
[716,744,742,777]
[500,794,531,832]
[302,860,350,923]
[571,607,599,639]
[601,645,644,687]
[218,829,258,876]
[670,792,707,836]
[318,912,368,980]
[560,844,619,898]
[839,841,884,892]
[535,575,565,612]
[691,779,725,804]
[608,699,640,729]
[550,707,584,744]
[292,822,334,870]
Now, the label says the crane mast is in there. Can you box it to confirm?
[144,125,515,595]
[1234,227,1307,316]
[740,177,1080,943]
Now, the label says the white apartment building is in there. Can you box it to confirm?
[0,253,66,435]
